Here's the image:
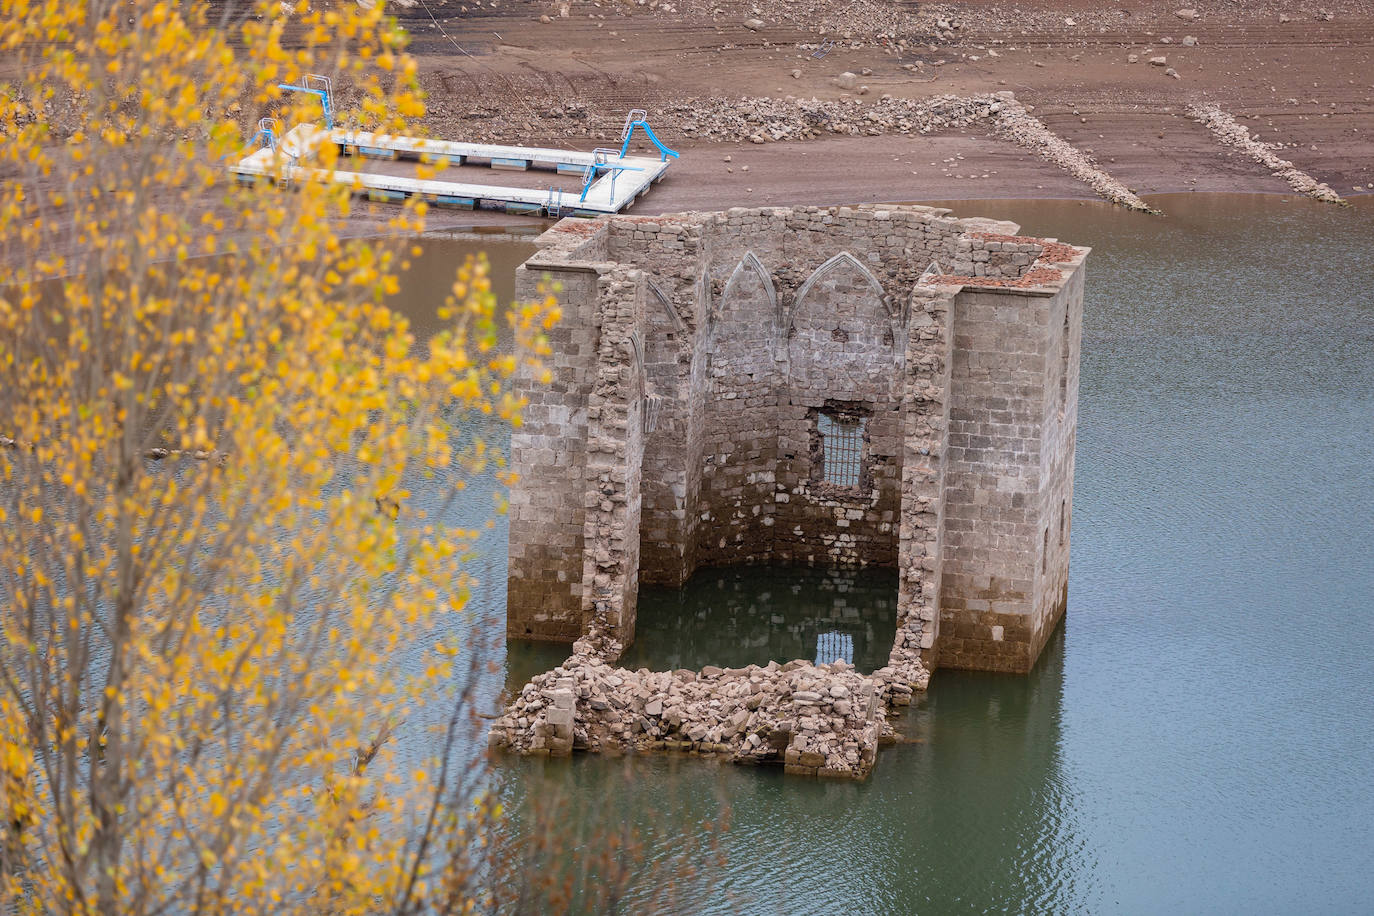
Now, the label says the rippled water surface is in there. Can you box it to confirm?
[393,196,1374,913]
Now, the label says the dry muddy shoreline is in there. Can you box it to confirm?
[377,0,1372,220]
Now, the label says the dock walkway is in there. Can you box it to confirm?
[230,124,673,217]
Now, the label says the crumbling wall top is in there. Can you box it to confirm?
[923,232,1091,296]
[525,216,613,267]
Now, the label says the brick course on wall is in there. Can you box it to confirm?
[507,205,1087,676]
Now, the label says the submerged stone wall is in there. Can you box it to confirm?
[489,604,931,779]
[501,204,1087,777]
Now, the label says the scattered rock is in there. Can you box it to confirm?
[1182,35,1198,47]
[835,71,859,90]
[1149,56,1168,66]
[1174,8,1198,21]
[743,17,764,30]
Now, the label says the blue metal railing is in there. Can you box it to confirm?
[580,147,647,203]
[247,117,279,152]
[277,74,334,129]
[618,109,678,162]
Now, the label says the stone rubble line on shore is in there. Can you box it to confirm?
[1186,103,1344,204]
[428,91,1154,213]
[670,92,1156,213]
[488,607,932,779]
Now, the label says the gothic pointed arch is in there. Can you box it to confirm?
[626,329,645,381]
[648,280,686,334]
[721,251,775,313]
[793,252,888,318]
[787,250,903,395]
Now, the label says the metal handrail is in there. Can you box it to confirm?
[277,74,334,129]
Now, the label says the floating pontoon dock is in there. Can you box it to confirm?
[230,81,677,218]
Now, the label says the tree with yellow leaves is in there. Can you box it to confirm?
[0,0,567,911]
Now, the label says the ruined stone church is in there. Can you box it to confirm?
[505,204,1086,675]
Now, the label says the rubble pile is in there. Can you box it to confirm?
[664,92,1001,143]
[489,613,931,779]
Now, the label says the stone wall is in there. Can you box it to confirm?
[489,591,932,779]
[579,267,646,640]
[506,259,600,641]
[506,206,1087,682]
[608,219,710,587]
[932,239,1087,672]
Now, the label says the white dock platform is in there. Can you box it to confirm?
[229,124,673,217]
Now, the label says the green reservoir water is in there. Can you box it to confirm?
[622,567,900,673]
[397,195,1374,913]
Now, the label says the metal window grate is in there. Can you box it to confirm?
[643,393,663,434]
[818,412,865,487]
[815,631,854,666]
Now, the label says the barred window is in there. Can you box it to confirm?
[818,412,865,488]
[815,631,854,667]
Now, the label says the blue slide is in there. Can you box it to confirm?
[620,119,679,162]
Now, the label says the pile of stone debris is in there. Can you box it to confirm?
[489,611,931,778]
[663,92,1000,143]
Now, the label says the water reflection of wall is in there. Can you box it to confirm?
[886,625,1092,910]
[618,567,900,673]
